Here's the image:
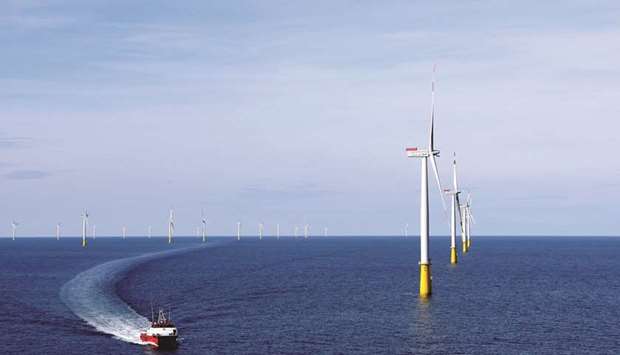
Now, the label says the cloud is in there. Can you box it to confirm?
[4,169,51,180]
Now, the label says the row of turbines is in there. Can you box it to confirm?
[8,210,327,246]
[406,68,475,298]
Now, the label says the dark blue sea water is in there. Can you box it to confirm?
[1,237,620,354]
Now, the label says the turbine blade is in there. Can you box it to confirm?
[430,154,447,211]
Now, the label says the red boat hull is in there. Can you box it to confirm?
[140,333,178,349]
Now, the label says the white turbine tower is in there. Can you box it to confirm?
[237,221,241,240]
[11,221,18,240]
[324,227,328,237]
[465,194,475,250]
[201,211,207,243]
[276,223,280,240]
[56,223,61,240]
[148,225,152,239]
[444,153,462,264]
[168,209,175,244]
[304,224,309,239]
[259,222,264,240]
[294,225,298,239]
[405,67,446,298]
[122,226,126,239]
[92,224,97,240]
[404,223,409,238]
[81,210,89,248]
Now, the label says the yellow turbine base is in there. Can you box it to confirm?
[450,247,458,264]
[82,239,87,248]
[462,241,468,253]
[419,263,432,297]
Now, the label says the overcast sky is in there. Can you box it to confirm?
[2,1,619,237]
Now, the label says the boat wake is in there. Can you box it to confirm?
[60,244,214,344]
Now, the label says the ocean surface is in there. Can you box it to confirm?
[1,236,620,354]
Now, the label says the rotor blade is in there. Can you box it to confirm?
[469,209,476,224]
[456,194,463,230]
[429,65,436,152]
[430,154,447,211]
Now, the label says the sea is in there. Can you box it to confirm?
[1,236,619,354]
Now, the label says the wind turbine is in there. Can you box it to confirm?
[405,67,446,297]
[466,194,474,250]
[304,224,309,239]
[276,223,280,239]
[259,222,264,240]
[237,221,241,240]
[148,225,152,239]
[92,225,97,240]
[294,225,298,239]
[11,221,18,240]
[444,153,462,264]
[405,223,409,238]
[324,227,328,237]
[201,210,207,243]
[168,209,175,244]
[56,223,61,240]
[122,226,126,239]
[81,210,89,248]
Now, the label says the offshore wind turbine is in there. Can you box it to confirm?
[304,224,309,239]
[324,227,328,237]
[259,222,264,240]
[122,226,126,239]
[294,225,298,239]
[405,223,409,238]
[276,223,280,239]
[405,67,446,297]
[11,221,18,240]
[237,221,241,240]
[81,210,89,248]
[201,211,207,243]
[444,153,462,264]
[465,194,474,250]
[56,223,61,240]
[168,209,175,244]
[148,225,152,239]
[92,225,96,240]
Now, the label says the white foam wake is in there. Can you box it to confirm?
[60,245,208,344]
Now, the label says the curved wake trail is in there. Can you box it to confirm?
[60,244,215,344]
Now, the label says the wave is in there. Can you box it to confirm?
[60,243,217,344]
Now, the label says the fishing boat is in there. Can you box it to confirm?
[140,308,178,349]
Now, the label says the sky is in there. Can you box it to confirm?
[1,1,619,237]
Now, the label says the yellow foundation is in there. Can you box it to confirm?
[450,247,458,264]
[82,239,87,248]
[462,241,468,253]
[419,263,432,297]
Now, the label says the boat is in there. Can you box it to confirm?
[140,308,179,349]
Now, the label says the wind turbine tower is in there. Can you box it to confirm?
[294,225,298,239]
[11,221,18,240]
[201,211,207,243]
[259,222,264,240]
[304,224,309,239]
[122,226,126,239]
[444,153,461,264]
[81,210,89,248]
[276,223,280,239]
[92,225,97,240]
[148,225,152,239]
[56,223,61,240]
[168,209,175,244]
[405,67,446,297]
[237,222,241,240]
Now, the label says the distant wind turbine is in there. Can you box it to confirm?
[168,209,175,244]
[444,153,461,264]
[56,222,61,240]
[259,222,264,240]
[405,223,409,238]
[324,227,328,237]
[81,210,89,248]
[237,221,241,240]
[92,225,97,240]
[405,66,446,298]
[122,226,126,239]
[11,221,18,240]
[304,224,309,239]
[276,223,280,240]
[294,225,298,239]
[201,210,207,243]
